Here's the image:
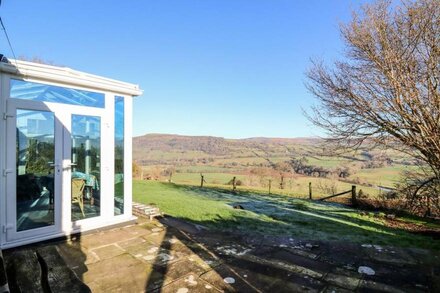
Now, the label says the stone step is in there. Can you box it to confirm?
[37,246,91,293]
[4,246,90,293]
[0,250,9,293]
[6,249,43,293]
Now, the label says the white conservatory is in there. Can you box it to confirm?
[0,58,142,248]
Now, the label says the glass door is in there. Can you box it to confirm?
[5,100,62,242]
[70,114,101,221]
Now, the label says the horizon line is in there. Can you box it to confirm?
[133,132,323,140]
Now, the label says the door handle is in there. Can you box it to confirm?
[48,163,62,174]
[3,223,13,233]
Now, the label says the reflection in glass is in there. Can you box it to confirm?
[114,96,124,215]
[71,115,101,220]
[10,79,105,108]
[16,109,55,231]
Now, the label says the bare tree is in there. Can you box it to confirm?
[163,166,175,182]
[306,0,440,187]
[132,160,143,179]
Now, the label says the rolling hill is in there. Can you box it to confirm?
[132,134,418,195]
[133,133,322,165]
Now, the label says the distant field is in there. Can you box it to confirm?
[176,165,233,173]
[349,165,419,187]
[167,172,381,198]
[140,163,410,199]
[133,133,418,200]
[305,156,353,168]
[172,172,247,185]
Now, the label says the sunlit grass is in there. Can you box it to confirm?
[133,180,440,250]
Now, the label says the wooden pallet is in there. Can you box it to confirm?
[132,202,164,220]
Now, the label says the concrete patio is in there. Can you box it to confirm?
[3,217,440,292]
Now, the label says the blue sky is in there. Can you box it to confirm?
[0,0,369,138]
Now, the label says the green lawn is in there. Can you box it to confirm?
[133,180,440,250]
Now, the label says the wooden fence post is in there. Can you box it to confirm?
[268,179,272,194]
[351,185,357,206]
[309,182,312,200]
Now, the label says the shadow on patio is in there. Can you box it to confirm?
[4,213,439,292]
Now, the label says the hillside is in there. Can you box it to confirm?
[132,134,418,195]
[133,133,322,165]
[133,133,410,167]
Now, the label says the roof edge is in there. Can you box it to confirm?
[0,59,143,97]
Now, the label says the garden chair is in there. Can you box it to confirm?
[71,178,85,217]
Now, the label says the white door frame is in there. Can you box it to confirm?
[5,99,108,244]
[57,104,107,232]
[5,99,63,242]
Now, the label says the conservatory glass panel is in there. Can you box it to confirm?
[10,79,105,108]
[71,115,101,220]
[114,96,124,215]
[16,109,55,231]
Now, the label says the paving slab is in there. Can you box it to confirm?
[322,285,353,293]
[123,241,159,260]
[141,229,167,246]
[4,217,440,292]
[365,246,418,266]
[121,223,154,237]
[268,249,332,274]
[199,264,254,292]
[157,259,207,283]
[57,241,97,272]
[82,253,143,282]
[407,247,440,265]
[358,263,430,292]
[158,274,222,293]
[79,229,134,249]
[116,235,149,250]
[91,244,126,260]
[324,272,362,290]
[283,246,321,260]
[225,257,326,292]
[87,262,151,292]
[358,280,409,293]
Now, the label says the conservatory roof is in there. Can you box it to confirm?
[0,59,143,96]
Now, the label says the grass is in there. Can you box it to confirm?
[133,180,440,250]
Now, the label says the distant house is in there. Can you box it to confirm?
[0,58,142,248]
